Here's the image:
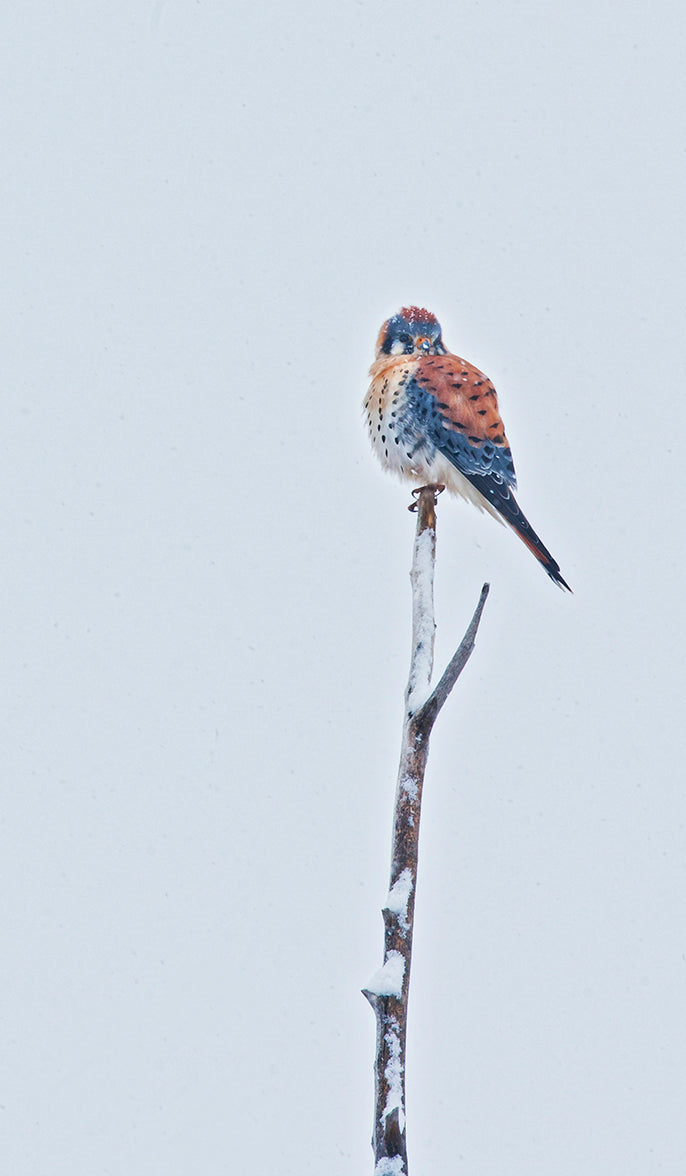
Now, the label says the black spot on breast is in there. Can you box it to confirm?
[468,435,481,443]
[477,410,486,416]
[469,395,480,402]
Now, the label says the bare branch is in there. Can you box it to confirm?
[416,581,490,725]
[363,486,490,1175]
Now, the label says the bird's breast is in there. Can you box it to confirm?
[364,359,435,479]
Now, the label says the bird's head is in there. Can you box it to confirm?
[375,306,446,358]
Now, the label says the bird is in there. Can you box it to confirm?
[364,306,570,590]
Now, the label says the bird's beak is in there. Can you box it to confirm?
[417,337,431,353]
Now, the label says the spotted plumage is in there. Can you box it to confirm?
[364,306,570,590]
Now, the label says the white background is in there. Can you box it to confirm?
[3,2,686,1172]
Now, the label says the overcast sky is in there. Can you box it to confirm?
[3,2,686,1173]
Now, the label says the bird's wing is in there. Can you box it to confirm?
[406,353,517,492]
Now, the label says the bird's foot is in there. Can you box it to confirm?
[408,484,445,512]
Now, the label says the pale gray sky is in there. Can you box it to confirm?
[3,2,686,1172]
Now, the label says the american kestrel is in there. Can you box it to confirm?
[364,306,570,590]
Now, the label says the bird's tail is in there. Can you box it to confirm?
[508,503,571,591]
[466,471,571,591]
[513,526,571,592]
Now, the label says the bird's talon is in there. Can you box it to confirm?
[408,483,445,510]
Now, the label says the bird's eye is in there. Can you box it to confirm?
[387,329,416,356]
